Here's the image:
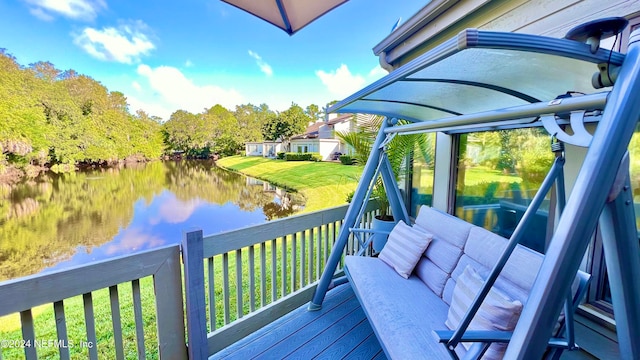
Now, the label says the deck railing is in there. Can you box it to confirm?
[182,200,380,356]
[0,202,380,359]
[0,245,186,360]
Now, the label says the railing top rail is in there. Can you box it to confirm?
[202,201,378,258]
[0,244,181,316]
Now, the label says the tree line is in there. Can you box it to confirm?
[0,49,322,181]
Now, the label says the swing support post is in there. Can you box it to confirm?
[309,118,394,310]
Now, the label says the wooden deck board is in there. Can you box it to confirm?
[211,285,353,358]
[210,284,386,360]
[343,333,385,360]
[311,319,373,359]
[281,305,365,359]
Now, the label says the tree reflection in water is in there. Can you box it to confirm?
[0,160,304,281]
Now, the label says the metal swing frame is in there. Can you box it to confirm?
[309,27,640,359]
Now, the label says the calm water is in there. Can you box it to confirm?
[0,160,304,281]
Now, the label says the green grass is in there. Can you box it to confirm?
[216,156,363,212]
[463,166,522,186]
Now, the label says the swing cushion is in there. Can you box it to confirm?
[446,265,523,359]
[378,220,433,278]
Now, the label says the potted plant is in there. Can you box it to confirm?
[370,178,395,252]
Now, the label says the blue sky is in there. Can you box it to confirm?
[0,0,426,120]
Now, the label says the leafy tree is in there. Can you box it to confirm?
[305,104,323,121]
[163,110,207,155]
[234,103,275,143]
[205,104,239,156]
[261,103,310,141]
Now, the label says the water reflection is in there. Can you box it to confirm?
[0,160,304,281]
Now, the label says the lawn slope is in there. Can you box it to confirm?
[216,156,363,212]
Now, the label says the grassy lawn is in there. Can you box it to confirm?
[463,166,522,186]
[216,156,364,212]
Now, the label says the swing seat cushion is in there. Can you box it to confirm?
[345,205,590,359]
[344,256,453,359]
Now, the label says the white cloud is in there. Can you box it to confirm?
[74,21,154,64]
[368,65,388,79]
[105,228,165,255]
[316,64,366,98]
[248,50,273,77]
[131,81,142,92]
[127,95,172,121]
[158,197,205,224]
[134,64,244,119]
[185,59,194,67]
[24,0,105,21]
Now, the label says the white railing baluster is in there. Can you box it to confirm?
[235,249,243,319]
[249,245,256,312]
[53,300,70,360]
[292,233,297,292]
[83,292,99,360]
[222,253,230,324]
[316,226,322,280]
[324,223,330,266]
[282,236,287,296]
[301,230,307,287]
[207,257,215,331]
[260,242,266,307]
[309,228,314,281]
[271,239,277,302]
[109,285,125,360]
[131,279,146,360]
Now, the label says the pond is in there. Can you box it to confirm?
[0,160,305,281]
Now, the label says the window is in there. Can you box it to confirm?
[587,14,640,315]
[454,128,554,253]
[408,133,436,217]
[589,123,640,314]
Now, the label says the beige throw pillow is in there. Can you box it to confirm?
[378,220,433,279]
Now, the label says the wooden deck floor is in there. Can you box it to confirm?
[210,283,386,360]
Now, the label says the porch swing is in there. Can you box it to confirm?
[309,18,640,360]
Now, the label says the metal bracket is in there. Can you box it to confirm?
[607,151,630,203]
[541,111,593,147]
[593,62,621,89]
[379,132,397,149]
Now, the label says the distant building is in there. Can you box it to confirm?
[245,113,375,161]
[244,141,283,158]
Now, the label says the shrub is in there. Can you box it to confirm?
[284,152,311,161]
[283,152,323,161]
[276,152,286,160]
[339,155,355,165]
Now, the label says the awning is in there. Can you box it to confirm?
[329,29,625,127]
[221,0,348,35]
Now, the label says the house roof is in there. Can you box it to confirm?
[327,113,353,125]
[290,114,353,140]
